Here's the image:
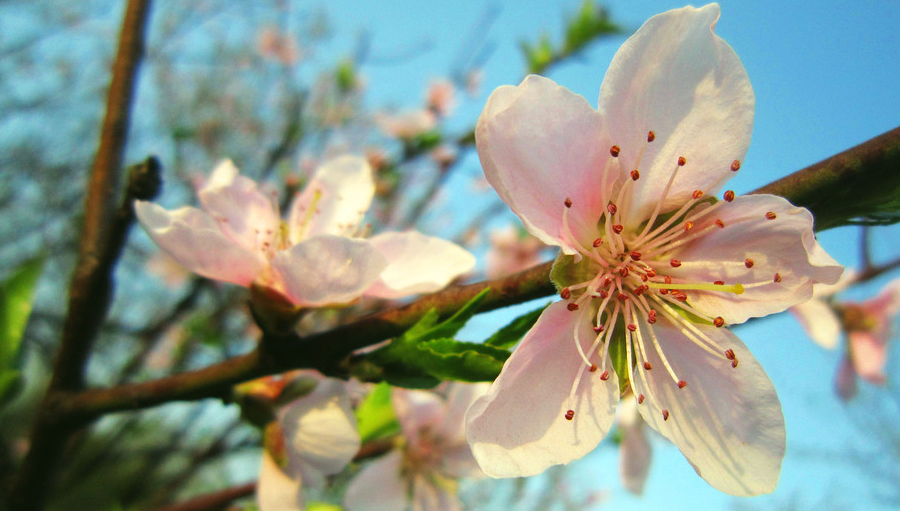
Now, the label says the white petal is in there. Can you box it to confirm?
[598,4,754,225]
[475,75,611,252]
[135,200,266,286]
[465,301,619,477]
[439,383,491,446]
[392,388,445,445]
[365,232,475,299]
[618,399,651,495]
[288,156,374,242]
[632,320,784,496]
[669,194,844,324]
[344,451,408,511]
[789,299,841,349]
[198,159,281,252]
[279,379,360,488]
[257,450,304,511]
[271,235,387,306]
[412,475,461,511]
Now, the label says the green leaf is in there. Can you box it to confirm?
[412,338,509,382]
[484,303,549,349]
[355,382,400,443]
[563,0,620,54]
[0,257,45,369]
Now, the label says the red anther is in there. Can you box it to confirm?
[647,131,656,142]
[670,259,682,268]
[677,380,687,389]
[612,224,624,234]
[765,211,777,220]
[630,251,642,261]
[600,371,610,381]
[589,364,598,372]
[619,267,629,278]
[714,316,725,328]
[631,169,640,181]
[607,203,618,215]
[731,160,741,171]
[633,286,645,296]
[617,293,628,302]
[567,302,579,311]
[640,274,648,282]
[723,190,735,202]
[674,291,688,302]
[724,349,736,360]
[637,393,645,404]
[660,289,669,295]
[692,190,703,200]
[560,287,572,300]
[677,156,687,166]
[665,275,672,284]
[647,310,658,324]
[627,323,637,332]
[774,273,782,283]
[610,145,621,157]
[715,219,725,228]
[713,280,724,285]
[564,197,573,208]
[662,409,670,421]
[683,221,694,232]
[643,362,652,370]
[603,277,612,287]
[744,258,754,268]
[593,238,603,247]
[599,290,609,299]
[731,359,739,368]
[646,269,657,278]
[592,325,604,333]
[565,410,575,421]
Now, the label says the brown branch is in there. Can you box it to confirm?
[6,1,156,509]
[149,482,256,511]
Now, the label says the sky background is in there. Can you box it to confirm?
[306,1,900,510]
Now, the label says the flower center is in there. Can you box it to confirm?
[552,132,775,423]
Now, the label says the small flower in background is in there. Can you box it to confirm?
[791,276,900,400]
[344,383,488,511]
[426,79,456,117]
[258,27,302,65]
[257,378,361,511]
[465,4,842,496]
[485,226,547,279]
[374,110,437,140]
[135,156,475,317]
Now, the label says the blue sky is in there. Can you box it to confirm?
[319,2,900,510]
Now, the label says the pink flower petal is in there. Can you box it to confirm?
[465,301,619,477]
[617,397,651,495]
[365,232,475,299]
[848,331,887,385]
[475,75,611,252]
[631,319,784,496]
[198,159,281,252]
[271,235,387,307]
[669,194,843,324]
[789,298,841,349]
[344,451,408,511]
[257,450,303,511]
[135,201,266,286]
[598,4,753,226]
[392,388,445,445]
[288,156,374,242]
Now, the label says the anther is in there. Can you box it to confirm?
[677,156,687,166]
[646,269,657,278]
[731,359,739,368]
[631,169,640,181]
[647,310,657,324]
[724,349,736,360]
[637,394,645,404]
[593,238,603,247]
[662,409,670,421]
[723,190,735,202]
[683,221,693,232]
[670,259,682,268]
[630,251,642,261]
[627,323,637,332]
[560,287,571,300]
[612,224,624,234]
[731,160,741,171]
[567,303,579,311]
[643,362,652,370]
[692,190,703,200]
[600,371,610,381]
[592,325,604,333]
[617,293,628,302]
[765,211,777,220]
[599,290,609,299]
[607,203,618,215]
[673,291,688,302]
[619,267,629,278]
[564,197,572,208]
[647,131,656,142]
[665,276,672,284]
[610,145,621,157]
[715,219,725,228]
[677,380,687,389]
[634,286,645,296]
[774,273,782,283]
[714,317,725,328]
[713,280,724,285]
[565,410,575,421]
[589,364,598,372]
[744,258,754,268]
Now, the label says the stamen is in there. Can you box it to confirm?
[662,409,670,421]
[713,317,725,327]
[600,371,610,381]
[294,189,323,241]
[677,380,687,388]
[647,131,656,142]
[723,190,735,202]
[646,281,745,295]
[638,394,645,404]
[631,169,640,181]
[643,362,652,370]
[744,258,754,268]
[560,287,571,299]
[731,160,741,171]
[567,303,579,311]
[774,273,782,283]
[610,146,620,157]
[765,211,777,220]
[678,156,687,166]
[565,410,575,420]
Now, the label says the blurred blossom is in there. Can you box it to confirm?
[258,27,302,65]
[430,144,458,170]
[375,110,437,140]
[465,4,842,496]
[344,383,488,511]
[464,69,483,97]
[485,226,546,278]
[426,79,456,117]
